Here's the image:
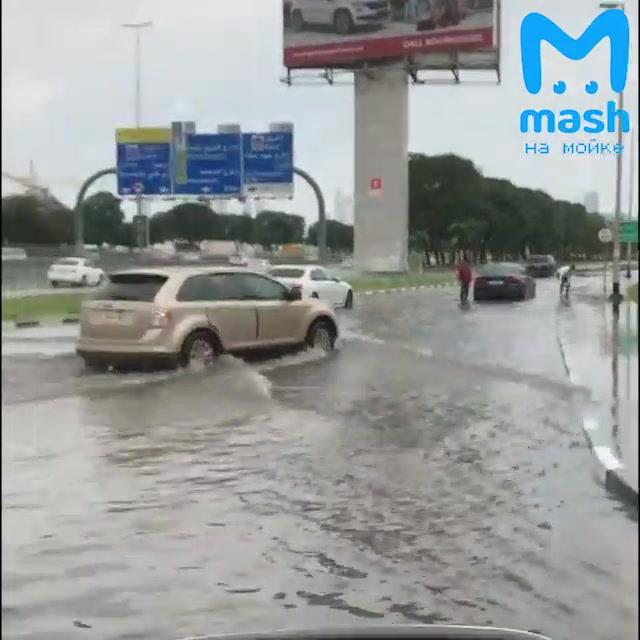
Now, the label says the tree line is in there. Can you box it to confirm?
[409,153,608,264]
[1,192,355,252]
[2,153,610,260]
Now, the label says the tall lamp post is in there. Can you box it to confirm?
[599,1,626,304]
[122,21,153,245]
[625,130,635,278]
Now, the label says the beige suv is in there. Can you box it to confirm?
[77,267,339,370]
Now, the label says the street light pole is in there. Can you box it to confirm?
[625,130,635,278]
[598,1,626,305]
[122,21,152,246]
[612,86,624,298]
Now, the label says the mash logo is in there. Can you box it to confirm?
[519,9,631,155]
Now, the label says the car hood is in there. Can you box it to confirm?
[177,625,552,640]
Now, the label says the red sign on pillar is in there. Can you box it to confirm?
[369,177,382,197]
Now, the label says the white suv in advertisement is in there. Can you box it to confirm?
[290,0,390,36]
[47,257,105,287]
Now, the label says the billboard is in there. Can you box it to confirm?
[283,0,497,69]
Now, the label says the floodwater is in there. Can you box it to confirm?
[2,280,638,640]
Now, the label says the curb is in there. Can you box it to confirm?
[359,283,455,296]
[556,322,638,508]
[5,317,79,330]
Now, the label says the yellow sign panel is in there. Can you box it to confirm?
[116,128,171,144]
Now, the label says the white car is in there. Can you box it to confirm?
[2,247,27,262]
[290,0,390,36]
[228,255,249,267]
[269,264,354,309]
[47,257,105,288]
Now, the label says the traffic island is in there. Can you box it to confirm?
[2,292,85,328]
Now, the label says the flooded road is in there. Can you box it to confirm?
[2,279,638,640]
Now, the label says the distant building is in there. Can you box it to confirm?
[584,191,600,214]
[333,189,353,225]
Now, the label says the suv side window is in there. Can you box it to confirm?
[310,268,328,281]
[176,275,218,302]
[237,274,288,301]
[210,273,246,300]
[177,274,246,301]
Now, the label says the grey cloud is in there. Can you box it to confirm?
[2,0,638,222]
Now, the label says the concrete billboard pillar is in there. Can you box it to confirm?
[354,66,409,273]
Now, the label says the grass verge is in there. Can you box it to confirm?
[2,272,454,322]
[628,283,638,304]
[349,271,455,293]
[2,293,85,321]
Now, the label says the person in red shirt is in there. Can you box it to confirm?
[456,253,473,305]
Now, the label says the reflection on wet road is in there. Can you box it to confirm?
[2,279,638,640]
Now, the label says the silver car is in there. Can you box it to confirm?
[77,267,339,370]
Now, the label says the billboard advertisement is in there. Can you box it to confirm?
[283,0,497,69]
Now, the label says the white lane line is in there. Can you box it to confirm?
[593,446,623,471]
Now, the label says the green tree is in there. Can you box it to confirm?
[254,210,305,248]
[219,213,254,244]
[307,220,354,252]
[2,194,51,244]
[169,202,221,242]
[81,192,125,245]
[409,153,485,264]
[150,202,222,243]
[47,205,75,245]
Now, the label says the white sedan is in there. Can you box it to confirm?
[269,265,354,309]
[47,257,105,287]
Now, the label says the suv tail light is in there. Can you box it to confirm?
[150,308,172,328]
[506,276,524,284]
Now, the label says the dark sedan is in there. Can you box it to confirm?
[474,263,537,301]
[525,254,557,277]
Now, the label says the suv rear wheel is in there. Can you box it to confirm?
[180,330,221,369]
[306,319,336,352]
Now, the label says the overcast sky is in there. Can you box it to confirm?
[2,0,638,224]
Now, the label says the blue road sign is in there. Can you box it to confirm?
[242,132,294,195]
[116,129,172,196]
[116,127,293,198]
[172,133,242,197]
